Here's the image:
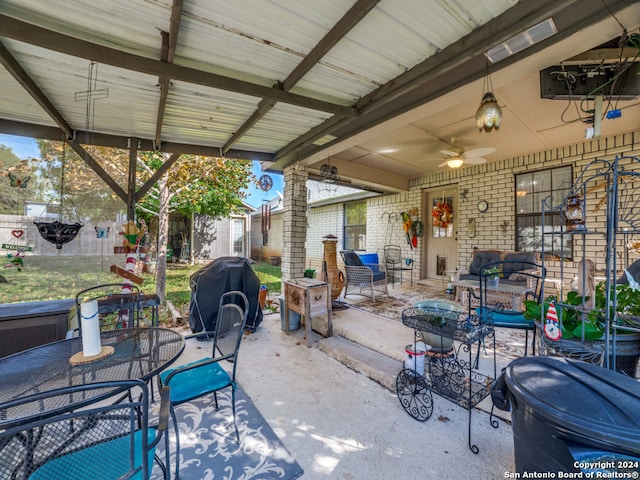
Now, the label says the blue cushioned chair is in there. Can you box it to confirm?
[340,250,388,302]
[475,260,546,356]
[159,290,248,478]
[0,379,169,480]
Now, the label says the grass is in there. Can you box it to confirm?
[1,255,282,324]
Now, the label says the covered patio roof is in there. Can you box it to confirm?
[1,0,639,196]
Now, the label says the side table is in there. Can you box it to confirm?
[284,278,332,347]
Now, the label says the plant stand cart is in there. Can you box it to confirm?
[396,306,497,454]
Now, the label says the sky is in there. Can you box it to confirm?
[0,133,283,209]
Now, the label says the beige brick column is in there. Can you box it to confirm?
[282,166,308,281]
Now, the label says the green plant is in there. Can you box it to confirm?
[482,265,502,278]
[524,281,640,340]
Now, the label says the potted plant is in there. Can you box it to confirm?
[524,281,640,376]
[483,265,502,288]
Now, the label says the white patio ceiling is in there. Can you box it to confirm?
[0,0,638,194]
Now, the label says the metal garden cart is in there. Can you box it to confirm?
[396,306,498,453]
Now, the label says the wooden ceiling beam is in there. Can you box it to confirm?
[0,119,275,161]
[66,142,128,204]
[154,0,184,148]
[0,14,358,117]
[222,0,380,154]
[0,40,74,140]
[272,0,635,169]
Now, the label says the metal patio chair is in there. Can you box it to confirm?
[0,379,169,480]
[340,250,388,302]
[159,290,249,478]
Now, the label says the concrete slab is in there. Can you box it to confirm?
[173,290,518,479]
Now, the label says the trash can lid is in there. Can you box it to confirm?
[505,356,640,449]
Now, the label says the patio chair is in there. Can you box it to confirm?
[475,260,546,356]
[74,283,145,335]
[0,379,169,480]
[383,245,413,287]
[159,290,249,477]
[339,250,388,302]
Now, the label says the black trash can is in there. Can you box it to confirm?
[497,356,640,475]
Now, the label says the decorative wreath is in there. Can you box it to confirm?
[432,201,453,229]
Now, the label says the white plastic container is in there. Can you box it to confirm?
[404,341,430,375]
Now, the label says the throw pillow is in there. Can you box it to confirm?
[503,252,535,274]
[469,251,501,275]
[343,251,364,267]
[508,272,528,282]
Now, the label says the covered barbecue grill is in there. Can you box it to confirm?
[188,257,263,333]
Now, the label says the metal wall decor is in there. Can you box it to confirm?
[258,174,273,191]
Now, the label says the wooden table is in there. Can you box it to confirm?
[284,278,332,347]
[453,279,533,311]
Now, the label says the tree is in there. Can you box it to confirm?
[33,141,126,223]
[0,145,37,215]
[133,152,255,302]
[23,140,255,302]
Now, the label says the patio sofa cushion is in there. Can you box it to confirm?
[503,252,536,276]
[358,253,382,274]
[466,250,501,277]
[459,250,539,285]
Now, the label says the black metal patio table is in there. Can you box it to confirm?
[0,327,185,423]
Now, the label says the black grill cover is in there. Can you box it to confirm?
[188,257,263,333]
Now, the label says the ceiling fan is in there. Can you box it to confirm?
[438,141,496,169]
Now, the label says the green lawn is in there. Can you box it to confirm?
[1,255,281,324]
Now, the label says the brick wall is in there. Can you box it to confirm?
[282,167,308,281]
[303,130,640,284]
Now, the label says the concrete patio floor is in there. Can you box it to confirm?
[176,283,520,479]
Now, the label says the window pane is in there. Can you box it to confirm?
[345,225,366,250]
[515,166,573,257]
[345,200,366,224]
[432,196,453,238]
[516,190,533,214]
[344,200,366,250]
[232,220,244,255]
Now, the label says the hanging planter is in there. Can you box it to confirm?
[34,220,83,250]
[34,141,83,249]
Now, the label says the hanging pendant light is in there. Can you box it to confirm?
[475,60,502,132]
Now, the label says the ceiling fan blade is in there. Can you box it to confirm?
[463,147,495,158]
[464,157,487,165]
[441,149,460,157]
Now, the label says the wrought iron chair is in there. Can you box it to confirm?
[340,250,389,302]
[74,283,146,336]
[383,245,414,287]
[476,260,546,356]
[0,379,169,480]
[159,290,249,477]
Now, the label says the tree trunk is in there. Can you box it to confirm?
[155,175,170,303]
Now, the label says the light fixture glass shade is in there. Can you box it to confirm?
[447,158,464,169]
[475,92,502,132]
